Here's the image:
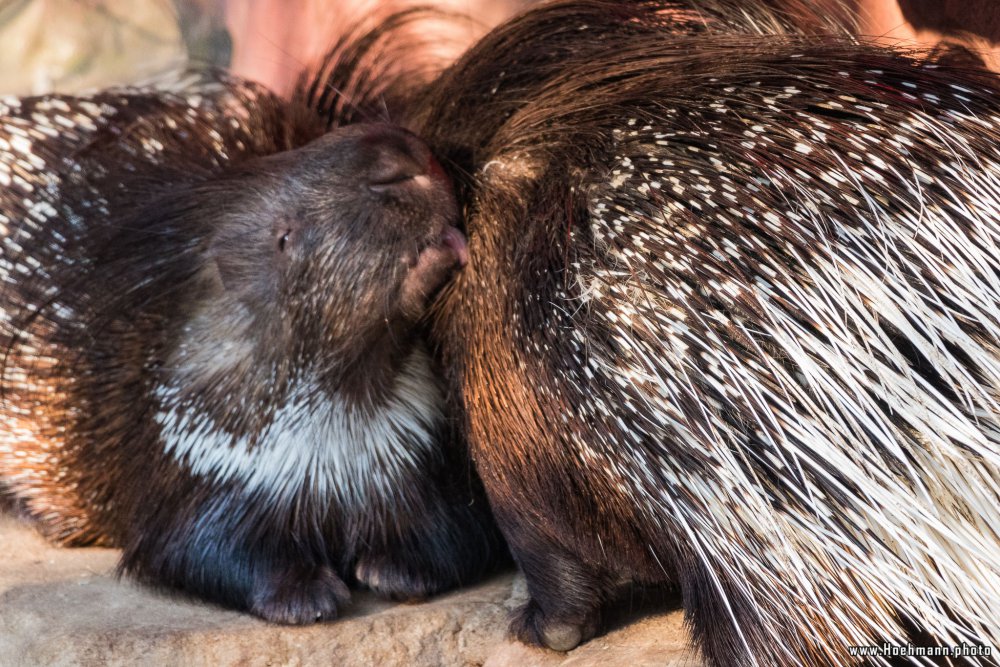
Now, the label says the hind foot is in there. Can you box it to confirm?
[510,596,601,651]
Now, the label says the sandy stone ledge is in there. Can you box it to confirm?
[0,514,701,667]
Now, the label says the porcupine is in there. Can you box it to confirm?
[406,0,1000,664]
[0,13,503,623]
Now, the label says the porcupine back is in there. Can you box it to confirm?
[413,1,1000,664]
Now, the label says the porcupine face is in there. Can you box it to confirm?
[198,123,464,382]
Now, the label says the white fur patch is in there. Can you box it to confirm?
[155,348,443,506]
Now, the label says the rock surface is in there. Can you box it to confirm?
[0,514,701,667]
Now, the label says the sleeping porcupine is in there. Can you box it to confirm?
[406,0,1000,664]
[0,18,503,623]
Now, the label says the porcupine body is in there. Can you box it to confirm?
[406,1,1000,664]
[0,16,502,623]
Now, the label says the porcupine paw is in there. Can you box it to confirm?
[509,597,597,652]
[354,555,444,602]
[249,564,350,624]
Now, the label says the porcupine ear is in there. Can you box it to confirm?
[292,6,471,129]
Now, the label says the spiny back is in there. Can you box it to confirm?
[416,2,1000,664]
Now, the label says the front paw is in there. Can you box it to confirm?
[249,564,350,624]
[509,597,598,652]
[354,555,449,602]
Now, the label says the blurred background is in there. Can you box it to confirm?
[0,0,997,97]
[0,0,532,96]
